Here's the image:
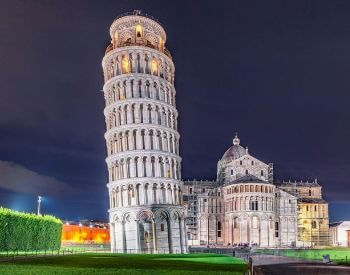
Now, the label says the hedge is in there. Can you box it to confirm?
[0,207,62,251]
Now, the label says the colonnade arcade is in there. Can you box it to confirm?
[105,101,178,131]
[109,181,183,208]
[225,196,275,212]
[106,127,179,156]
[224,214,276,247]
[104,76,175,107]
[224,184,276,213]
[107,154,181,182]
[103,48,174,84]
[110,208,187,253]
[197,206,276,247]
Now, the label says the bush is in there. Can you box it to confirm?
[0,207,62,251]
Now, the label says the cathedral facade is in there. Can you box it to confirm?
[184,135,330,248]
[102,11,187,253]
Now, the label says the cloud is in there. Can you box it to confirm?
[0,160,75,196]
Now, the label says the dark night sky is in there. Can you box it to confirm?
[0,0,349,222]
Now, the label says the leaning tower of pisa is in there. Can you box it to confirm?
[102,11,187,254]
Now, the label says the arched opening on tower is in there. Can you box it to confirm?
[135,25,143,38]
[151,59,158,76]
[122,56,131,74]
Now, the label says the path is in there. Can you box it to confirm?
[251,255,350,275]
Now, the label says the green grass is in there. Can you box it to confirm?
[257,247,350,264]
[0,253,248,274]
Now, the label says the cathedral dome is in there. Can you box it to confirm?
[222,134,248,160]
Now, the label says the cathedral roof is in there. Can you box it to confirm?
[222,134,248,161]
[229,174,267,184]
[276,180,320,187]
[298,198,327,204]
[183,180,219,187]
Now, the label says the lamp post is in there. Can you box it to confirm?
[37,195,42,215]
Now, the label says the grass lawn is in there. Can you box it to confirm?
[257,247,350,264]
[0,253,248,274]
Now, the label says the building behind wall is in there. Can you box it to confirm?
[183,135,330,248]
[61,220,110,245]
[277,181,330,247]
[330,221,350,247]
[183,180,223,246]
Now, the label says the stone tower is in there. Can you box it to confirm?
[102,11,187,253]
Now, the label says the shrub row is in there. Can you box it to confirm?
[0,207,62,251]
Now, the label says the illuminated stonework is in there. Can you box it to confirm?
[62,223,110,244]
[184,135,329,248]
[102,11,187,254]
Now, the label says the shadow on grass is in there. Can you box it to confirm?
[0,253,248,273]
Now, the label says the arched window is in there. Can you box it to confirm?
[151,157,155,177]
[311,220,317,229]
[151,59,158,75]
[217,221,222,237]
[250,200,258,211]
[240,160,243,165]
[134,158,138,177]
[275,222,279,237]
[145,81,150,98]
[144,184,148,204]
[121,56,130,74]
[159,158,164,177]
[161,187,166,203]
[127,187,132,205]
[135,25,143,38]
[261,170,264,176]
[309,189,312,196]
[233,217,238,229]
[230,169,233,175]
[153,185,157,203]
[149,130,154,149]
[137,54,141,73]
[245,169,248,175]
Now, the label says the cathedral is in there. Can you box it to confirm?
[102,11,329,253]
[183,134,330,248]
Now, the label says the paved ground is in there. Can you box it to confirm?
[251,255,350,275]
